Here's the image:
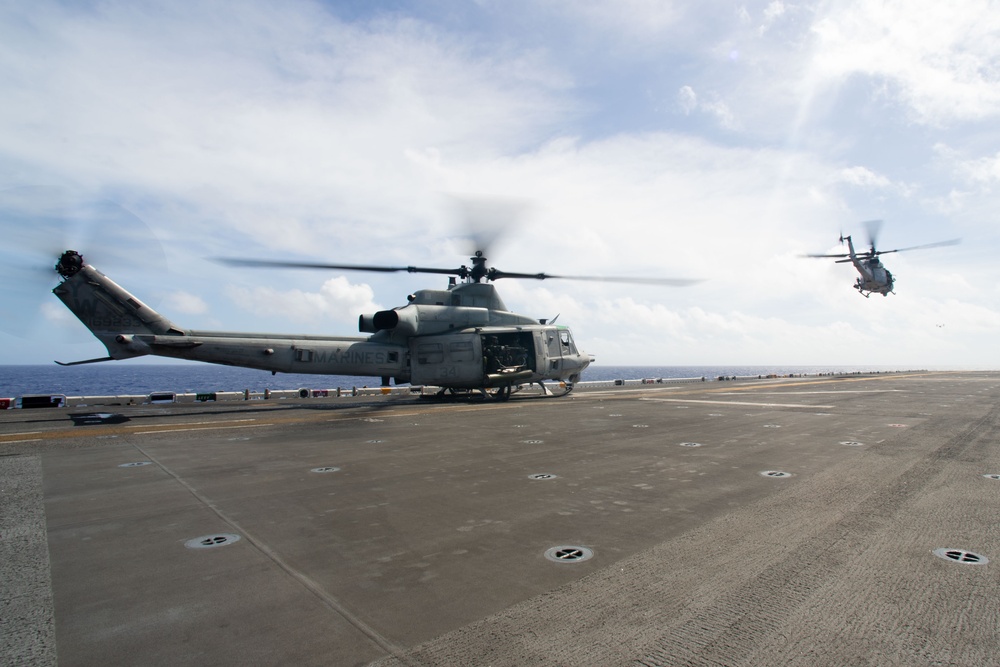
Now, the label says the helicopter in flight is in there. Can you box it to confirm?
[803,220,959,297]
[50,246,697,400]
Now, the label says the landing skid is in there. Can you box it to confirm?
[537,380,574,397]
[480,384,513,401]
[423,385,516,402]
[422,381,573,402]
[855,283,893,298]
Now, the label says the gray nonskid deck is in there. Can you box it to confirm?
[2,372,998,666]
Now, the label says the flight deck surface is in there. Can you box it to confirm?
[3,371,1000,666]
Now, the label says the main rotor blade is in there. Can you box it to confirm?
[218,257,700,285]
[215,257,464,277]
[449,195,529,259]
[863,219,883,249]
[875,238,961,255]
[801,252,851,259]
[489,269,701,286]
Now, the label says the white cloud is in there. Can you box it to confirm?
[539,0,681,41]
[0,1,571,259]
[225,276,381,326]
[956,151,1000,186]
[39,301,78,326]
[757,1,788,35]
[1,0,998,368]
[678,85,698,115]
[837,166,891,189]
[676,85,739,130]
[763,1,786,23]
[810,0,1000,124]
[162,291,209,315]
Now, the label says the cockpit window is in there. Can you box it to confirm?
[559,330,577,354]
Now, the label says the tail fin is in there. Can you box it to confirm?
[52,250,184,360]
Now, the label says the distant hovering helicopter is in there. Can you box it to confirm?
[803,220,959,297]
[51,247,697,400]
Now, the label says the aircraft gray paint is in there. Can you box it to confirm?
[804,220,959,298]
[52,249,694,400]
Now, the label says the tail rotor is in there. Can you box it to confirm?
[0,186,167,341]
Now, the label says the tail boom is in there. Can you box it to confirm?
[52,251,409,380]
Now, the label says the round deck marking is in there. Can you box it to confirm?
[185,533,241,549]
[760,470,792,478]
[933,548,988,565]
[311,466,341,473]
[118,461,151,468]
[545,546,594,563]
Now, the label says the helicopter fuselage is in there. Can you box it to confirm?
[807,224,958,297]
[842,236,893,297]
[51,251,591,392]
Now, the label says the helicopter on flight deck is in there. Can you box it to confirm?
[50,245,697,401]
[803,220,959,297]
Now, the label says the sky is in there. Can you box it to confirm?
[1,0,999,369]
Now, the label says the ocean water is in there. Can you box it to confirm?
[0,362,913,398]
